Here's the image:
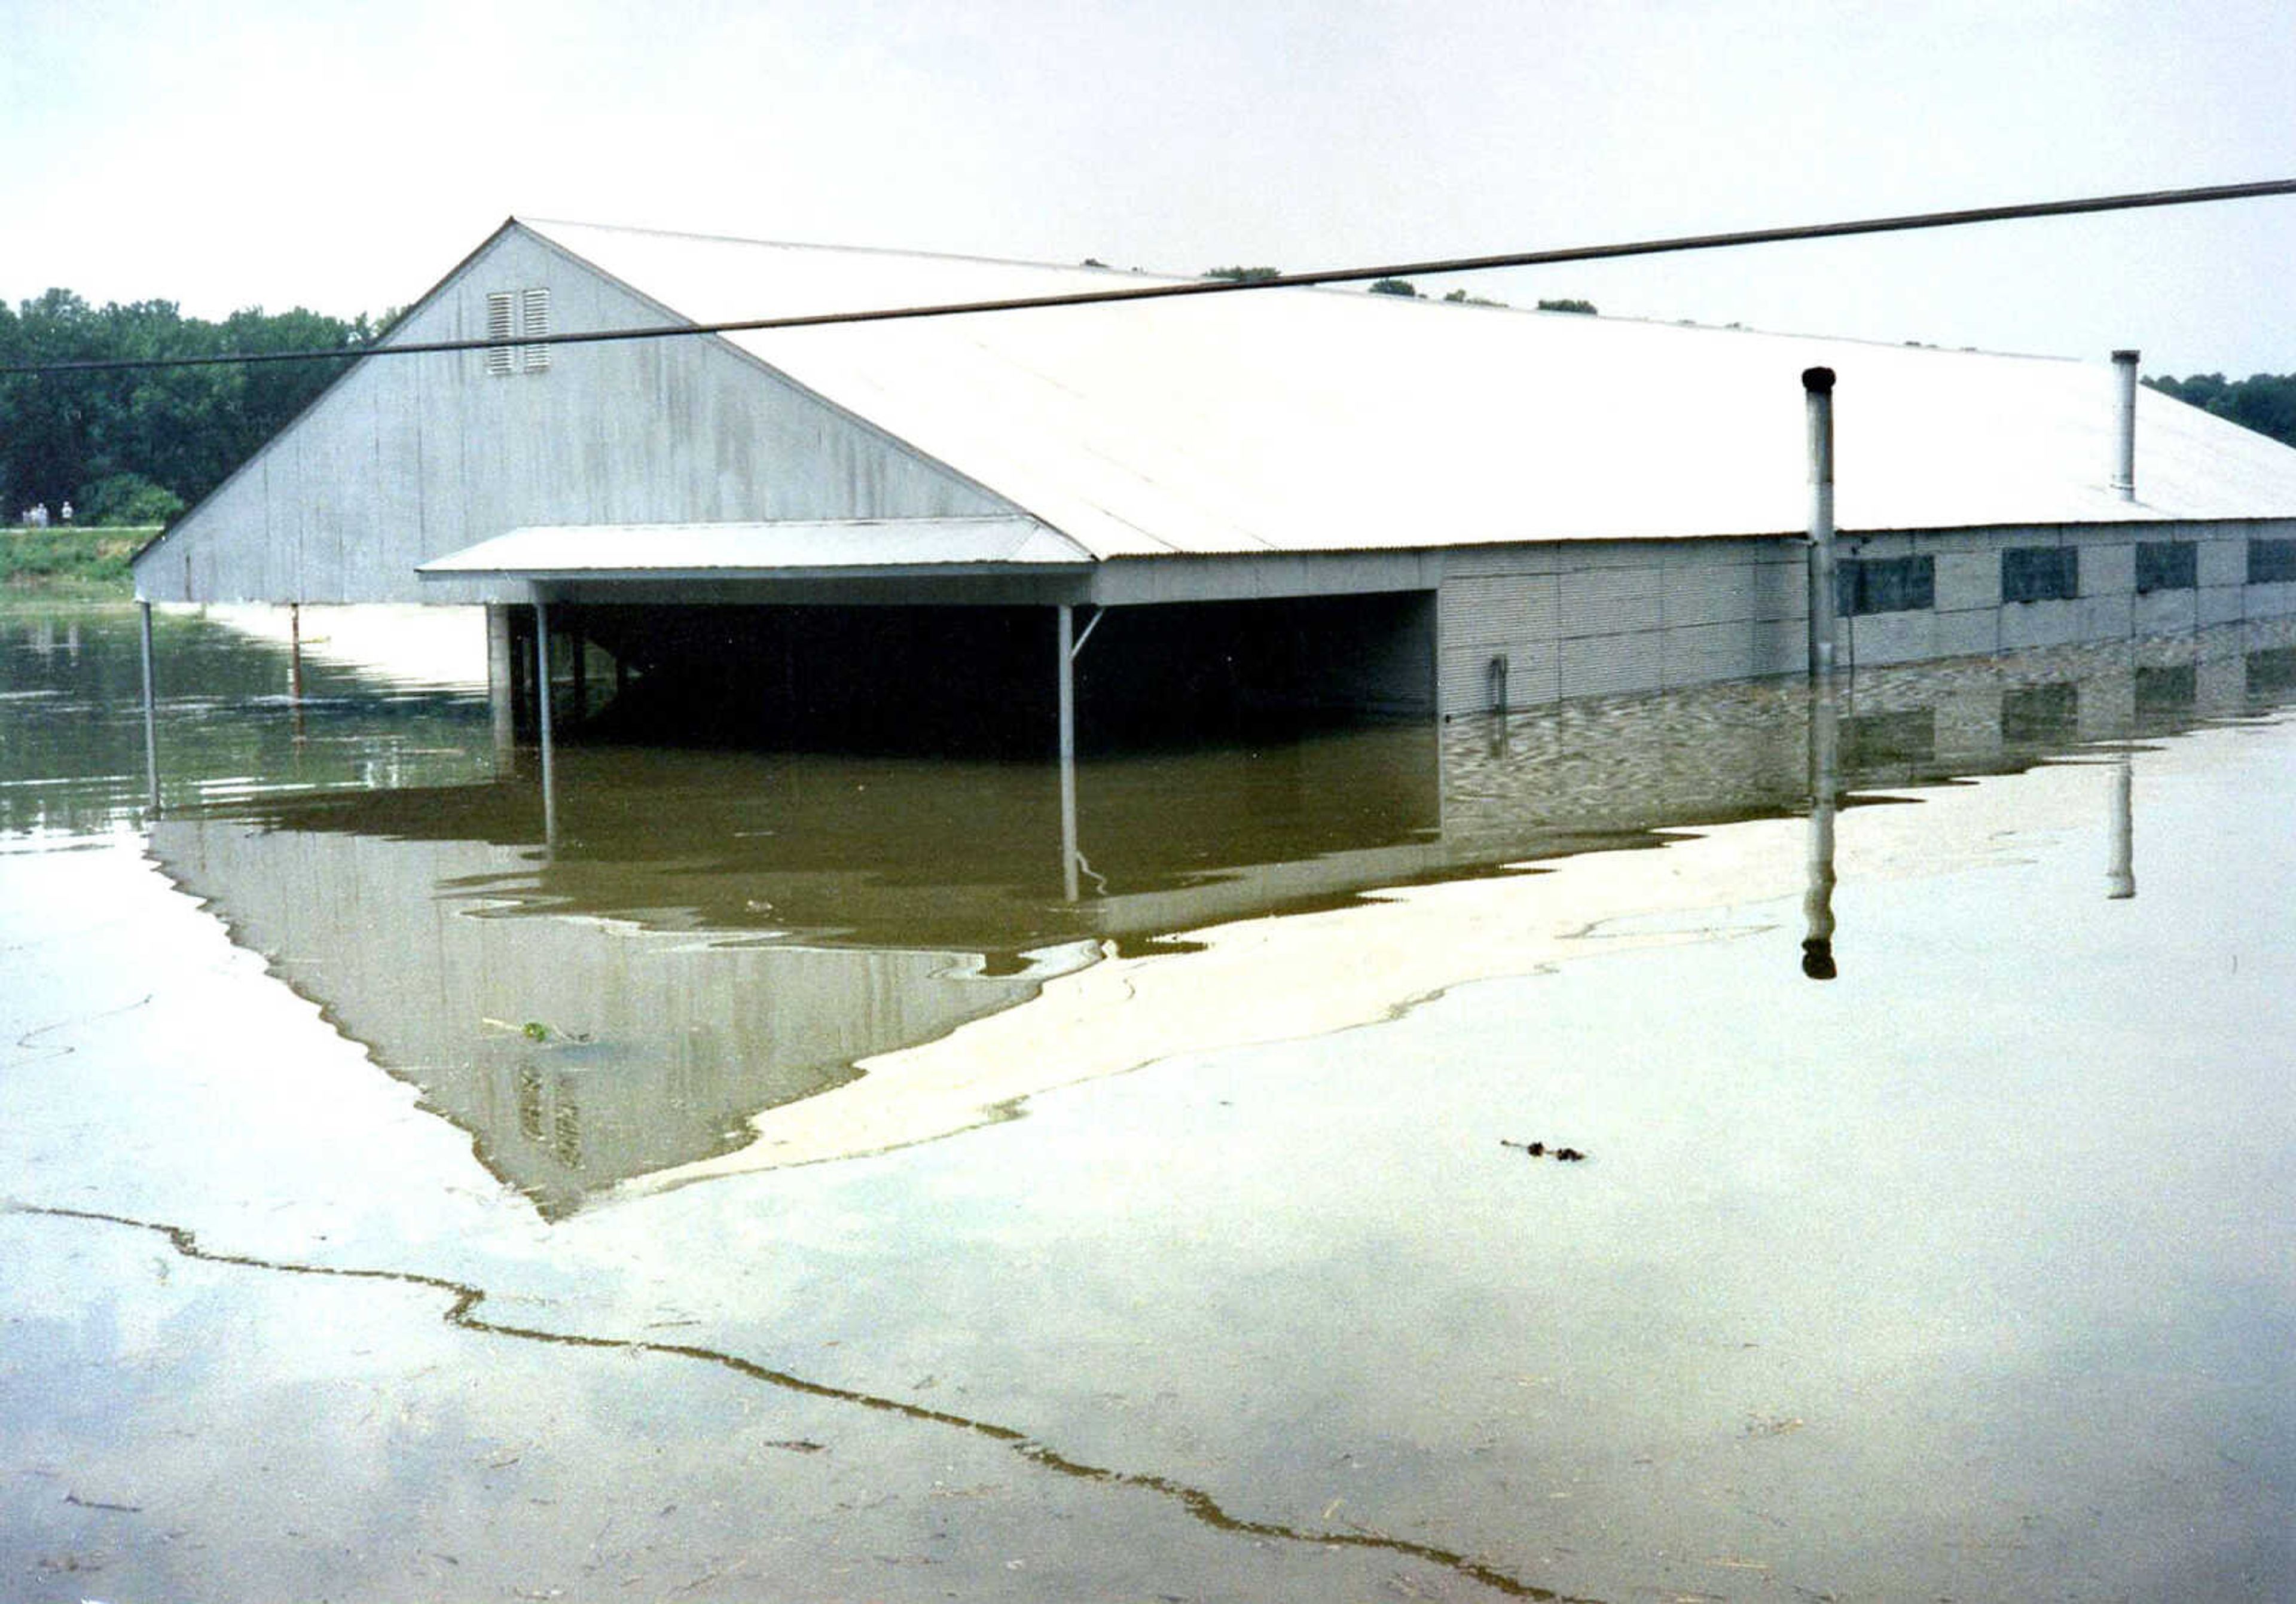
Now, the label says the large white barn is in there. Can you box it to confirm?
[132,217,2296,748]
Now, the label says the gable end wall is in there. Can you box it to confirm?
[135,226,1018,605]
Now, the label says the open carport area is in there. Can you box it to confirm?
[506,589,1437,757]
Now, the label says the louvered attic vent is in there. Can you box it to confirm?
[485,288,551,375]
[521,288,550,371]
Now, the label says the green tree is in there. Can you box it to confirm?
[1,289,106,514]
[78,471,186,525]
[2148,372,2296,449]
[1204,266,1281,283]
[1367,278,1420,298]
[0,291,374,524]
[1535,297,1598,315]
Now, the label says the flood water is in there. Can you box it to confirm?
[3,602,2292,1601]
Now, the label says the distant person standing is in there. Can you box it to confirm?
[59,500,73,524]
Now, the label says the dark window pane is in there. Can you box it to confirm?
[2135,540,2197,594]
[2249,539,2296,584]
[1836,555,1936,616]
[2002,546,2078,603]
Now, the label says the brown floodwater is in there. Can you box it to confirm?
[2,601,2291,1600]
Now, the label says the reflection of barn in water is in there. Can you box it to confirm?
[147,621,2296,1214]
[151,815,1073,1218]
[1444,618,2295,842]
[127,218,2296,763]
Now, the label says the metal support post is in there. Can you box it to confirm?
[1058,604,1079,902]
[535,598,557,848]
[1804,366,1839,676]
[288,601,306,744]
[485,603,518,763]
[569,620,588,728]
[138,599,160,815]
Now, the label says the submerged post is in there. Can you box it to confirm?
[1804,366,1839,676]
[569,621,587,729]
[2111,349,2140,502]
[138,599,160,814]
[535,598,557,848]
[288,601,306,744]
[1058,603,1079,902]
[485,604,518,764]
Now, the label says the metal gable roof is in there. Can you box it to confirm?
[520,219,2296,560]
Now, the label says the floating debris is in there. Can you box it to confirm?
[1501,1139,1588,1162]
[63,1490,142,1514]
[480,1016,594,1045]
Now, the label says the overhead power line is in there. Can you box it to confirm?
[5,177,2294,379]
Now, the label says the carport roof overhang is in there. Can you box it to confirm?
[414,518,1455,607]
[416,516,1097,588]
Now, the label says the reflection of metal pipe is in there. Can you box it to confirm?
[1058,604,1079,902]
[1804,368,1839,676]
[1802,670,1840,980]
[535,598,557,849]
[2107,750,2135,899]
[2111,349,2139,502]
[138,599,160,815]
[1486,653,1511,755]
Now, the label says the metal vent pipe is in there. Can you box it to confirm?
[2111,349,2140,501]
[1803,367,1839,675]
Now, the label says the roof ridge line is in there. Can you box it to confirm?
[516,217,1186,283]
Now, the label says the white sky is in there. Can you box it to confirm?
[3,0,2291,375]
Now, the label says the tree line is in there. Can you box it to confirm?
[1204,265,1592,312]
[2145,372,2296,450]
[5,279,2292,531]
[1,291,395,526]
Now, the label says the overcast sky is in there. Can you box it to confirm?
[4,0,2291,375]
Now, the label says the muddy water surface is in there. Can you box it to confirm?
[2,603,2292,1601]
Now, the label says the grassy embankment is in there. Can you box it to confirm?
[0,525,154,600]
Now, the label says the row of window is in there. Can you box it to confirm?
[1836,538,2296,618]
